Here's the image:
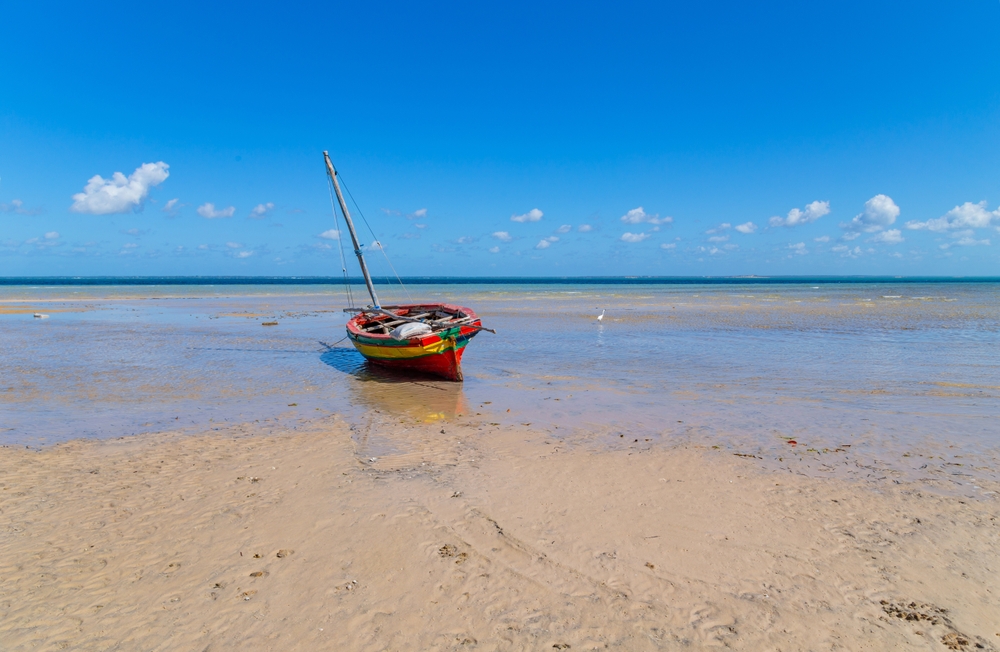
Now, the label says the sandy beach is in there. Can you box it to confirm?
[2,413,998,651]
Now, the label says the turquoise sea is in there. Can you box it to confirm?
[2,277,998,486]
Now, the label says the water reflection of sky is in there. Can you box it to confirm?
[2,283,999,467]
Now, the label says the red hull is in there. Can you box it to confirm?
[366,342,467,381]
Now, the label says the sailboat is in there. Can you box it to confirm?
[323,152,494,382]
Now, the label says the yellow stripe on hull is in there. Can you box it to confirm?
[350,337,458,360]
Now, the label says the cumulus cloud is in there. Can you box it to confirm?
[734,222,757,234]
[841,195,899,232]
[870,229,904,244]
[489,246,500,254]
[556,224,571,234]
[706,223,731,234]
[198,203,236,219]
[456,236,475,244]
[249,202,275,219]
[226,242,242,249]
[620,207,671,225]
[620,232,650,243]
[44,231,59,239]
[71,162,169,215]
[707,234,729,243]
[906,201,1000,232]
[769,200,830,228]
[535,236,559,249]
[491,231,512,242]
[162,198,181,215]
[939,230,991,249]
[578,224,593,233]
[1,198,43,215]
[236,250,254,258]
[661,242,676,250]
[814,235,830,242]
[408,208,427,219]
[318,229,340,240]
[511,208,543,223]
[789,242,807,255]
[832,245,866,258]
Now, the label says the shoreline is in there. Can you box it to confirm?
[2,417,997,650]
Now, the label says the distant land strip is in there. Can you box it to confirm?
[1,276,999,286]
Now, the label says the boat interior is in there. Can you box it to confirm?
[349,305,476,336]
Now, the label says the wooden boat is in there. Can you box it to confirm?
[323,152,493,381]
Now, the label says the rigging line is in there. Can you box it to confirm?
[337,172,413,303]
[326,175,355,309]
[336,172,395,298]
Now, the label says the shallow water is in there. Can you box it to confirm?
[2,281,998,483]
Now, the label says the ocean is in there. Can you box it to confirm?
[3,278,998,483]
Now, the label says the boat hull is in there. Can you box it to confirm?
[346,304,481,382]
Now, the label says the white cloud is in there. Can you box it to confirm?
[162,198,180,214]
[906,201,1000,232]
[456,236,475,244]
[198,203,236,219]
[236,250,254,258]
[491,231,512,242]
[409,208,427,219]
[939,230,991,249]
[661,242,676,250]
[769,200,830,228]
[789,242,807,255]
[841,231,861,241]
[0,198,40,215]
[198,244,209,250]
[556,224,571,233]
[870,229,903,244]
[578,224,593,233]
[734,222,757,234]
[706,223,731,234]
[620,232,650,243]
[511,208,543,223]
[226,242,242,249]
[71,162,169,215]
[842,195,899,232]
[369,240,384,251]
[707,234,729,243]
[44,231,59,239]
[620,207,672,225]
[814,235,830,242]
[415,223,427,229]
[318,229,340,240]
[535,239,552,249]
[833,245,863,258]
[122,242,138,249]
[489,246,500,253]
[249,202,275,219]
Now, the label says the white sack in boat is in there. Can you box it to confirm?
[390,322,432,340]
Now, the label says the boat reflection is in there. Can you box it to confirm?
[320,346,469,422]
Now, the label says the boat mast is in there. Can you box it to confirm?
[324,151,381,310]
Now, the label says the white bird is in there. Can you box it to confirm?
[597,309,605,322]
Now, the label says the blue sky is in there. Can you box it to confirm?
[2,1,999,277]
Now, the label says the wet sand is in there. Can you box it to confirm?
[2,416,998,650]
